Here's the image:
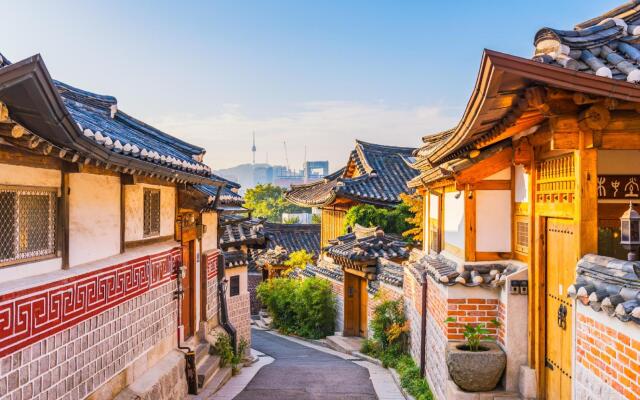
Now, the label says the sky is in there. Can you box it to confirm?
[2,0,622,172]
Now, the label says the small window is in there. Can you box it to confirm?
[143,189,161,237]
[229,275,240,297]
[0,186,57,265]
[515,218,528,254]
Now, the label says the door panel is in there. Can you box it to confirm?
[359,278,368,337]
[181,241,195,338]
[344,273,359,336]
[545,218,574,400]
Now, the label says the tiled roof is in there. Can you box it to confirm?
[325,228,410,264]
[193,184,245,209]
[254,223,321,267]
[219,218,266,249]
[286,141,418,207]
[376,258,404,288]
[411,251,517,288]
[569,254,640,324]
[223,250,248,269]
[533,1,640,82]
[0,53,219,184]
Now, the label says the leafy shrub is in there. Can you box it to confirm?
[360,338,381,357]
[257,277,335,339]
[344,203,414,236]
[294,278,336,338]
[213,333,234,367]
[370,298,408,355]
[283,250,313,271]
[231,338,249,374]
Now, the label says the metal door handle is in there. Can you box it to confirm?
[557,304,567,329]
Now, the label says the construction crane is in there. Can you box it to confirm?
[283,141,290,170]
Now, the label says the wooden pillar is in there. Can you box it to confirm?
[464,189,476,261]
[120,173,126,254]
[574,130,598,259]
[527,155,537,368]
[60,166,70,269]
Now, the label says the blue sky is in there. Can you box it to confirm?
[3,0,621,171]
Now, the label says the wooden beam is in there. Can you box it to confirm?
[0,144,66,170]
[456,147,514,185]
[456,180,511,191]
[120,174,126,254]
[61,164,71,269]
[574,131,598,259]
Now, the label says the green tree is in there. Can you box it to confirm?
[311,213,321,224]
[344,203,412,236]
[245,184,309,222]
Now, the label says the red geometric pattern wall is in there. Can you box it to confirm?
[0,247,181,358]
[205,249,220,280]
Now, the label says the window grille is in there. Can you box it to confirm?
[516,220,529,254]
[143,189,161,237]
[0,186,57,265]
[230,275,240,297]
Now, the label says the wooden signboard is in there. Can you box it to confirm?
[597,175,640,199]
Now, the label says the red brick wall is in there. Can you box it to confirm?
[497,300,506,346]
[446,298,499,341]
[576,312,640,400]
[426,277,448,337]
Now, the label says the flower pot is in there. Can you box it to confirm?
[446,341,506,392]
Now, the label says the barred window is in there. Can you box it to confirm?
[143,189,161,237]
[230,275,240,297]
[515,219,529,254]
[0,186,57,265]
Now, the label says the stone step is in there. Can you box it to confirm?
[325,335,363,355]
[207,366,232,394]
[197,354,221,388]
[195,342,211,367]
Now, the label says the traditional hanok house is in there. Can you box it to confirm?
[301,225,409,338]
[285,140,419,247]
[0,52,239,399]
[255,222,321,280]
[285,141,418,338]
[404,3,640,399]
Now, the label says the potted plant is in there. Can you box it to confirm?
[444,317,506,392]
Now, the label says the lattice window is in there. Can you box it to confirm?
[0,186,57,265]
[515,218,529,254]
[230,275,240,297]
[143,189,161,237]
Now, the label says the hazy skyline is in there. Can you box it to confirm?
[3,0,621,171]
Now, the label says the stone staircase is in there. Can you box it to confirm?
[194,341,232,394]
[325,335,363,355]
[253,310,272,329]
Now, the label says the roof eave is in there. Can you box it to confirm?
[427,49,640,165]
[0,55,218,185]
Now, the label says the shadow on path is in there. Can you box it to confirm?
[233,329,377,400]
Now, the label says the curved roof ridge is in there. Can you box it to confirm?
[355,139,415,154]
[575,0,640,30]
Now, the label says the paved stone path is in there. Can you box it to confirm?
[232,329,378,400]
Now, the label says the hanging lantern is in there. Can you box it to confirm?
[620,202,640,261]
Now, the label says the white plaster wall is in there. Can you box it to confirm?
[0,163,60,187]
[225,266,248,299]
[514,164,529,203]
[69,173,121,267]
[201,212,218,252]
[444,192,464,250]
[476,190,512,252]
[124,183,175,241]
[0,257,61,283]
[598,150,640,174]
[195,238,201,332]
[485,167,511,180]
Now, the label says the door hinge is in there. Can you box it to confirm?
[545,359,554,370]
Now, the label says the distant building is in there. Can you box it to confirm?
[216,160,329,192]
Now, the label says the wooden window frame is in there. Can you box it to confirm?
[143,188,161,238]
[0,185,58,268]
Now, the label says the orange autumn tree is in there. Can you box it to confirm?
[399,192,423,243]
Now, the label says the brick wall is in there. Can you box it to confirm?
[446,298,499,341]
[403,266,424,368]
[228,292,251,348]
[247,273,263,316]
[497,300,506,347]
[0,248,183,400]
[575,305,640,400]
[424,275,448,400]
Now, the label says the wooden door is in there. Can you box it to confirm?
[359,278,368,337]
[545,218,574,400]
[344,272,360,337]
[181,241,195,338]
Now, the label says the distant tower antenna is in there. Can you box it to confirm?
[251,132,256,165]
[283,141,290,170]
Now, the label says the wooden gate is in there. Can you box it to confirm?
[344,272,368,337]
[545,218,574,400]
[181,240,195,338]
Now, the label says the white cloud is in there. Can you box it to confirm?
[147,101,459,171]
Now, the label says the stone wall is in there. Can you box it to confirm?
[575,304,640,400]
[228,292,251,348]
[0,247,182,400]
[403,266,424,367]
[424,275,448,400]
[247,272,263,316]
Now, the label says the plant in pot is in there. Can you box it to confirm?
[444,317,506,392]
